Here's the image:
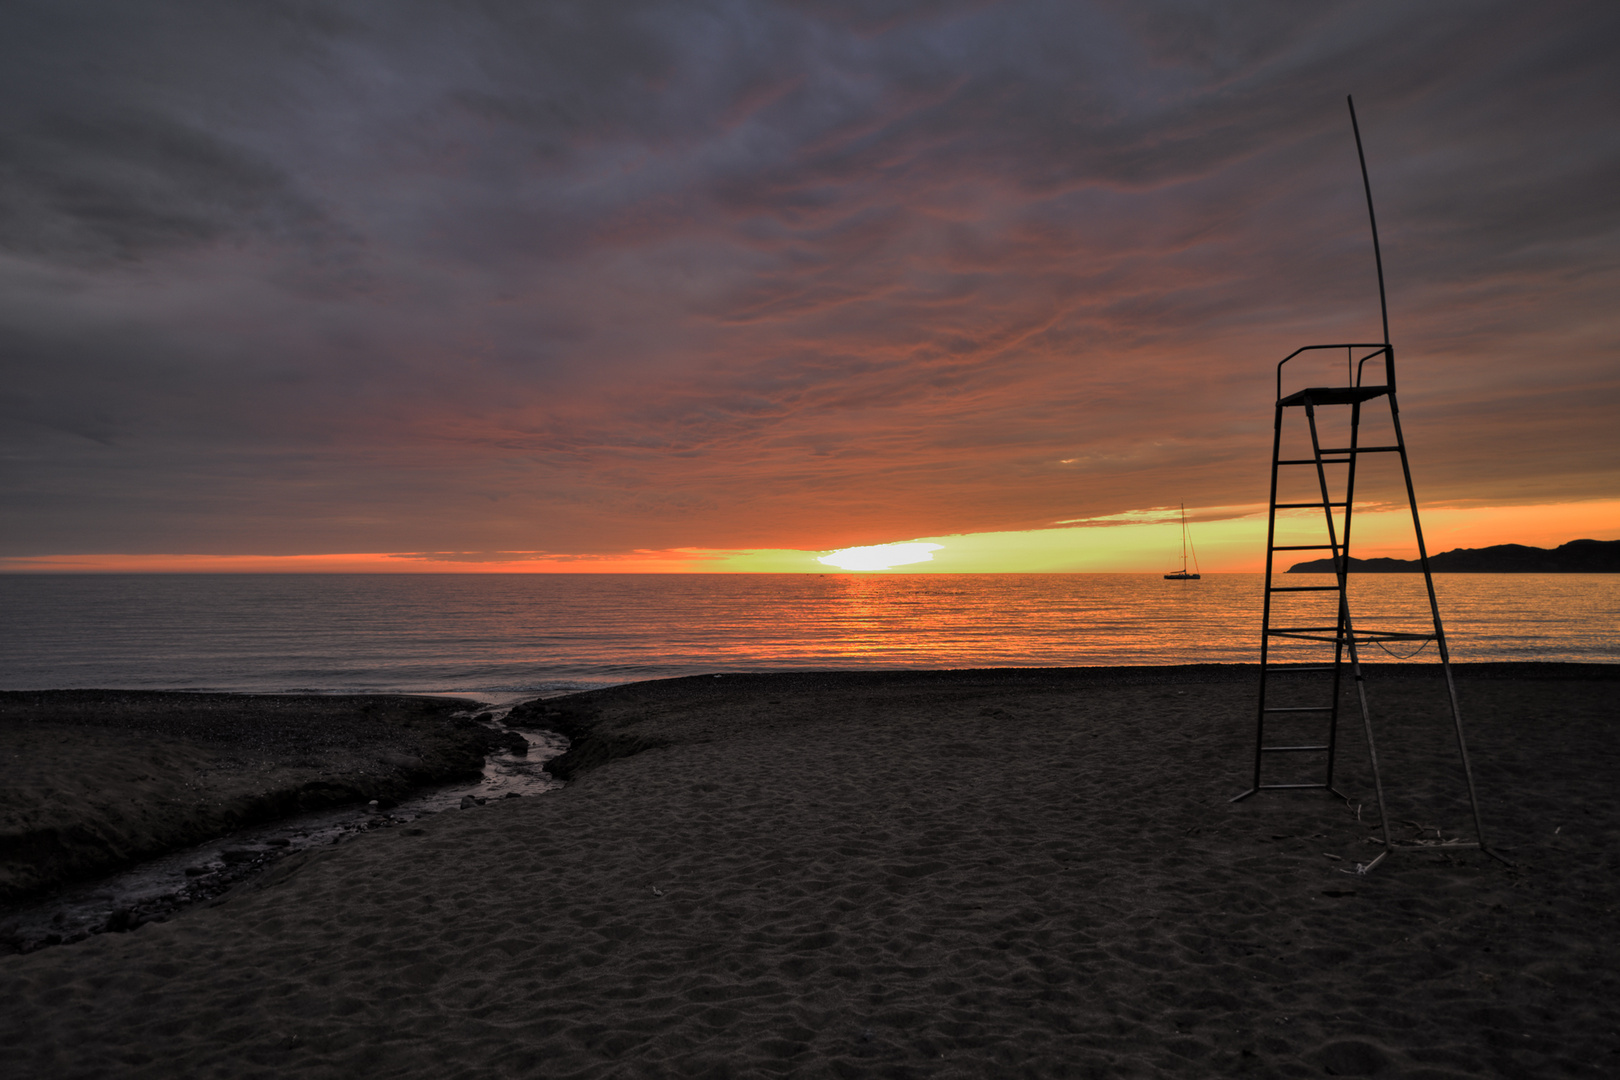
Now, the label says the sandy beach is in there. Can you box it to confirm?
[2,664,1616,1078]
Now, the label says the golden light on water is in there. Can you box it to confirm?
[817,542,945,572]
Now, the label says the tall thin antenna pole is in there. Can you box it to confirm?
[1347,95,1390,349]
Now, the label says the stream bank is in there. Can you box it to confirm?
[0,691,568,953]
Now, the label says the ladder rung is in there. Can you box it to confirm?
[1268,585,1341,592]
[1258,783,1330,791]
[1268,632,1440,648]
[1264,665,1338,673]
[1274,502,1347,509]
[1318,445,1401,454]
[1261,745,1331,753]
[1277,458,1352,465]
[1263,706,1335,713]
[1271,545,1338,551]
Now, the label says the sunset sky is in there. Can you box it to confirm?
[3,1,1616,573]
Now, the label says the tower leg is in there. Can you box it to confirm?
[1387,400,1490,853]
[1347,640,1393,871]
[1237,403,1288,802]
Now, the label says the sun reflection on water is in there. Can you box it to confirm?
[0,573,1612,694]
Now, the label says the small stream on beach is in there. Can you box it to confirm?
[1,700,569,955]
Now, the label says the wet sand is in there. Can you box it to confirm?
[2,665,1616,1078]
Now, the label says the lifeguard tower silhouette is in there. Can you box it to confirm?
[1230,98,1488,872]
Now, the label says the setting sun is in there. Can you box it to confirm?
[817,543,945,572]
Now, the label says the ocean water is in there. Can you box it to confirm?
[1,573,1615,697]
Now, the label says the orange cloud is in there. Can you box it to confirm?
[2,5,1615,563]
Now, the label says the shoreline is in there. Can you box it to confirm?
[3,663,1617,1076]
[510,660,1617,780]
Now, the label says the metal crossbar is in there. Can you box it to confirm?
[1230,96,1489,874]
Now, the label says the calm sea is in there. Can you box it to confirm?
[1,574,1614,698]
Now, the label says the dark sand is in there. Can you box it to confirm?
[1,665,1616,1078]
[0,692,508,905]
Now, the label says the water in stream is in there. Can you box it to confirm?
[1,703,568,954]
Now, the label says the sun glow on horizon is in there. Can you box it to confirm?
[816,542,945,572]
[2,499,1616,575]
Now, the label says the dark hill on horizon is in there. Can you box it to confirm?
[1285,538,1620,573]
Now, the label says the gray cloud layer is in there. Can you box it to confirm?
[2,0,1616,556]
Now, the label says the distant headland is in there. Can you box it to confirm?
[1285,538,1620,573]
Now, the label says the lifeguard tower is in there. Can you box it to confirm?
[1230,98,1488,872]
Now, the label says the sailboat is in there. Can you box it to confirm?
[1164,503,1202,580]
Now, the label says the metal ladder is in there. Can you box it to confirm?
[1230,98,1488,872]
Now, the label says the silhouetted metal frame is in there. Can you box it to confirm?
[1231,97,1489,872]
